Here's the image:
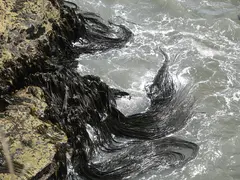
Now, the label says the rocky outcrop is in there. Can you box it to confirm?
[0,0,82,95]
[0,0,79,179]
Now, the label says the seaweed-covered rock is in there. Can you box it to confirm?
[0,0,131,95]
[0,86,67,179]
[0,0,133,178]
[0,0,83,95]
[0,0,74,178]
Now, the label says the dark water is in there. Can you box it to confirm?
[72,0,240,179]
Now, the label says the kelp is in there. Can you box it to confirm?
[0,0,198,179]
[24,51,198,179]
[74,12,133,53]
[63,1,133,54]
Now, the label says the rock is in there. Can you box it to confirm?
[0,0,83,95]
[0,86,67,179]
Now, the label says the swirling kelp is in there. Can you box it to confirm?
[0,0,198,179]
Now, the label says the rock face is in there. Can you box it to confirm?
[0,0,58,93]
[0,86,67,179]
[0,0,82,94]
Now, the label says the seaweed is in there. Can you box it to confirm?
[74,12,133,53]
[24,50,198,179]
[1,1,198,179]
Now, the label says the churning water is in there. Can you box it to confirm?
[72,0,240,179]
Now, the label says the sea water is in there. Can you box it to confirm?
[72,0,240,179]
